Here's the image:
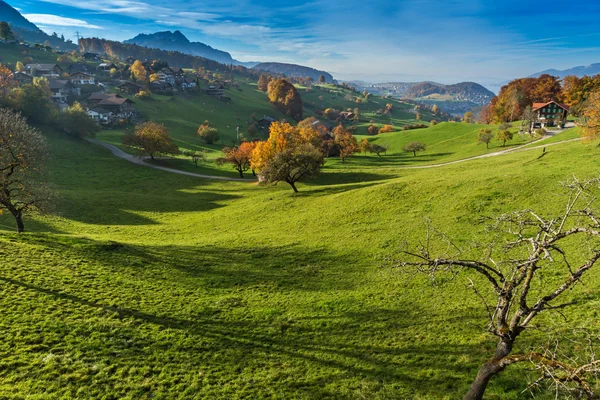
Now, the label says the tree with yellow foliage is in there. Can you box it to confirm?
[123,121,179,160]
[250,121,324,192]
[130,60,147,83]
[582,90,600,141]
[333,124,358,163]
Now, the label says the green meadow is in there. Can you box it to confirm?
[0,117,596,398]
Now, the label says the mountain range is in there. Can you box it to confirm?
[528,63,600,78]
[124,30,257,67]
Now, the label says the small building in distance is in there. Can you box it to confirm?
[10,71,33,85]
[82,52,101,61]
[257,115,277,131]
[118,81,143,95]
[203,84,225,97]
[25,63,63,77]
[48,79,80,104]
[70,72,96,85]
[532,101,570,128]
[98,62,117,72]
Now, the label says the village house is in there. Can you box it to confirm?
[169,67,185,84]
[98,62,117,72]
[85,92,136,123]
[532,101,570,128]
[203,84,225,97]
[82,52,101,61]
[86,108,110,125]
[10,71,33,85]
[257,115,277,131]
[180,78,197,90]
[25,64,63,77]
[157,68,176,85]
[48,79,80,104]
[117,81,143,95]
[149,81,174,93]
[69,72,96,85]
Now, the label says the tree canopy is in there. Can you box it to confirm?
[123,121,179,160]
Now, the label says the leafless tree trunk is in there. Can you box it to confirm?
[391,176,600,399]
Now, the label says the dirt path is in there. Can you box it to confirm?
[400,137,582,169]
[89,129,580,178]
[87,139,255,182]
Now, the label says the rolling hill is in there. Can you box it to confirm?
[252,62,334,82]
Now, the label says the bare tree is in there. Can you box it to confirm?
[390,176,600,399]
[0,108,52,233]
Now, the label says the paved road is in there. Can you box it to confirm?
[87,139,255,182]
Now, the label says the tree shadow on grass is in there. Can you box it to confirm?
[0,271,490,398]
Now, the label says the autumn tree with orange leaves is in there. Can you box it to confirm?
[217,141,257,178]
[582,90,600,141]
[250,121,324,192]
[0,64,17,97]
[333,124,359,163]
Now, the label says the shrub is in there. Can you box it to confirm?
[378,124,394,134]
[367,125,379,135]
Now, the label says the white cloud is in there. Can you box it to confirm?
[24,14,102,29]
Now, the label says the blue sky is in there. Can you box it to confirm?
[10,0,600,85]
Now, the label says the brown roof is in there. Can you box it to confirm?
[98,97,134,106]
[88,92,121,101]
[532,101,570,112]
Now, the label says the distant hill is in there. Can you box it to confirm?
[252,62,334,83]
[124,31,237,65]
[356,81,494,105]
[0,0,76,50]
[528,63,600,78]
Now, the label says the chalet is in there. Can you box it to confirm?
[532,101,569,128]
[169,67,185,83]
[96,96,135,115]
[82,52,101,61]
[66,63,90,74]
[149,81,174,92]
[118,81,143,95]
[48,79,80,104]
[69,72,95,85]
[157,68,175,85]
[203,85,225,97]
[87,92,122,106]
[181,78,197,90]
[10,71,33,85]
[257,115,277,130]
[25,64,63,77]
[86,108,110,124]
[98,63,117,72]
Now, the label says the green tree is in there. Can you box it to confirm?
[60,102,100,139]
[403,141,426,156]
[197,120,220,144]
[123,122,179,160]
[463,111,475,123]
[0,108,51,233]
[8,77,56,124]
[477,128,493,149]
[497,129,513,146]
[0,22,15,43]
[369,144,387,157]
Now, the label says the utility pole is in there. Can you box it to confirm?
[75,31,81,42]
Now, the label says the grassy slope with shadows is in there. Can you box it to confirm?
[1,125,600,398]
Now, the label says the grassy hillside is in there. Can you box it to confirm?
[0,42,60,66]
[0,125,598,398]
